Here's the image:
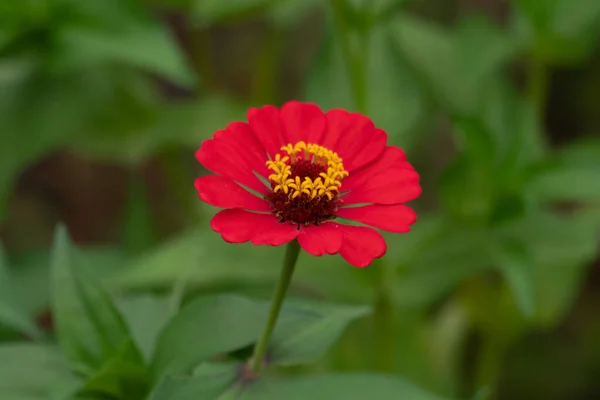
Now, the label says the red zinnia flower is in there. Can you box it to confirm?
[194,101,421,267]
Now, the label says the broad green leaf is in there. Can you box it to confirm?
[0,245,42,338]
[500,210,599,325]
[83,339,150,400]
[151,294,267,378]
[269,300,370,365]
[0,344,80,400]
[54,22,196,86]
[244,373,449,400]
[148,362,240,400]
[50,224,142,375]
[490,239,535,318]
[528,167,600,203]
[118,296,172,362]
[528,138,600,203]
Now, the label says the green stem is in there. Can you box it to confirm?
[250,240,301,373]
[331,0,368,113]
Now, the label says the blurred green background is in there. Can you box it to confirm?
[1,0,600,399]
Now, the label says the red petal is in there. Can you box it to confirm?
[298,222,343,256]
[322,109,386,172]
[338,225,386,268]
[194,176,271,212]
[337,204,417,233]
[210,209,299,246]
[196,139,268,195]
[247,105,285,159]
[280,101,326,145]
[341,146,421,205]
[222,122,271,179]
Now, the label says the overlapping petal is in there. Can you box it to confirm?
[337,204,417,233]
[221,122,271,179]
[280,101,326,145]
[322,109,386,172]
[298,222,343,256]
[196,138,268,194]
[341,146,421,205]
[195,176,270,212]
[211,209,299,246]
[338,225,387,268]
[247,105,285,158]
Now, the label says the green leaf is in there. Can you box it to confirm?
[54,22,196,86]
[148,362,240,400]
[118,295,172,362]
[50,224,142,375]
[304,20,427,150]
[478,79,545,173]
[390,14,520,113]
[393,224,494,308]
[528,139,600,203]
[0,344,80,400]
[528,167,600,203]
[500,210,599,326]
[512,0,600,64]
[83,338,150,400]
[151,294,267,378]
[269,301,370,365]
[490,239,535,318]
[0,245,42,338]
[244,373,449,400]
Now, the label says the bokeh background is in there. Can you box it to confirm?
[2,0,600,399]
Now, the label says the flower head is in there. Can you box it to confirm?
[194,101,421,267]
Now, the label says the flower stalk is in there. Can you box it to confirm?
[250,239,301,373]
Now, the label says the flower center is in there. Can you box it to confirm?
[265,141,349,225]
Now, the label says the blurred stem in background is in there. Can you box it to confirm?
[253,26,285,105]
[528,55,549,119]
[331,0,368,113]
[331,0,397,372]
[159,150,200,225]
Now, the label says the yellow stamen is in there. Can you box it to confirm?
[266,142,349,201]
